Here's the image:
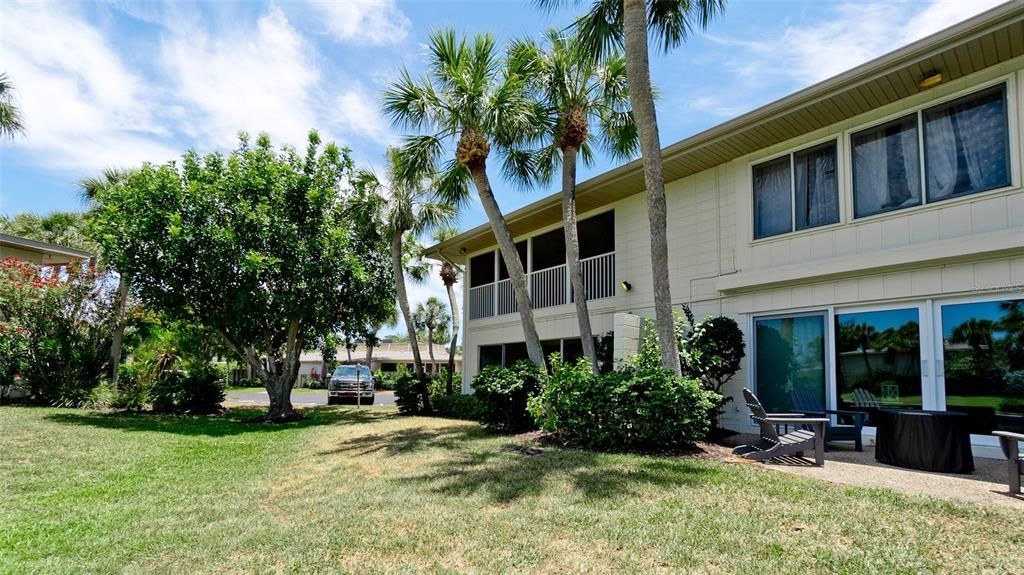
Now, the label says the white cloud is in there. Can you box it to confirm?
[693,0,1003,122]
[0,2,178,171]
[161,6,321,150]
[329,86,395,145]
[308,0,411,45]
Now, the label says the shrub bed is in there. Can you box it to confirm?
[471,361,544,433]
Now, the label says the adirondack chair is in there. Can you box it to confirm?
[851,388,880,409]
[733,388,829,466]
[790,388,866,451]
[993,431,1023,495]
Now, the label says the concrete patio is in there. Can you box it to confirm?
[722,435,1023,510]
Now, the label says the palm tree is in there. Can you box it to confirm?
[514,28,636,373]
[433,226,462,394]
[81,169,135,386]
[539,0,726,374]
[383,29,550,368]
[352,148,454,380]
[0,73,25,139]
[0,212,95,252]
[364,305,398,372]
[413,296,451,376]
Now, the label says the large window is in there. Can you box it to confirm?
[923,84,1010,202]
[940,298,1024,435]
[852,84,1010,219]
[835,308,922,425]
[753,141,838,239]
[754,313,827,412]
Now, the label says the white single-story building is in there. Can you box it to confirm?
[297,342,462,382]
[426,3,1024,459]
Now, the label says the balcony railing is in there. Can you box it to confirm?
[467,251,615,320]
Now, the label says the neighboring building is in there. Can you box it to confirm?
[0,234,93,265]
[297,342,463,381]
[425,3,1024,458]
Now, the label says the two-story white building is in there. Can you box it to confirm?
[425,3,1024,457]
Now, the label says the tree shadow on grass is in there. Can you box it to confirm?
[317,422,490,458]
[406,443,730,504]
[43,406,386,437]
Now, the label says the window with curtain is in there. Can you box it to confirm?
[923,84,1010,203]
[852,115,921,218]
[794,141,839,230]
[753,141,838,240]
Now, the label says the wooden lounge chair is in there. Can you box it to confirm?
[993,431,1023,495]
[851,388,880,409]
[733,388,829,466]
[791,389,866,451]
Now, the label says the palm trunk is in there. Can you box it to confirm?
[468,166,545,367]
[427,327,436,373]
[109,274,130,386]
[444,272,459,395]
[365,339,374,371]
[623,0,681,375]
[392,232,425,377]
[561,145,599,374]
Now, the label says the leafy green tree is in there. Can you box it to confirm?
[89,132,393,420]
[383,29,549,367]
[0,73,25,139]
[433,226,462,394]
[413,296,451,374]
[514,28,636,373]
[541,0,726,374]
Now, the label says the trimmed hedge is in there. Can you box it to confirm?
[471,361,544,433]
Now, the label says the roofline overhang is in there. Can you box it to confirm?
[425,0,1024,261]
[0,234,94,259]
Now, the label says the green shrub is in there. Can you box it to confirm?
[112,364,150,411]
[151,364,225,414]
[433,393,485,421]
[393,372,433,415]
[471,360,545,433]
[676,307,746,429]
[529,352,719,450]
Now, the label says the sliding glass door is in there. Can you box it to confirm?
[834,307,923,425]
[753,313,828,413]
[937,297,1024,435]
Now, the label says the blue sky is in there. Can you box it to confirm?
[0,0,1004,334]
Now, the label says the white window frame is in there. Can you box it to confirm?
[748,308,834,413]
[749,135,843,241]
[845,74,1019,223]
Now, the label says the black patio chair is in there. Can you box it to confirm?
[993,431,1023,495]
[733,388,829,466]
[790,388,867,452]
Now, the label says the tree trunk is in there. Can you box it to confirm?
[561,146,599,374]
[427,327,436,373]
[392,231,425,377]
[623,0,681,375]
[216,325,299,421]
[444,272,459,395]
[468,165,545,368]
[365,339,374,371]
[109,274,130,387]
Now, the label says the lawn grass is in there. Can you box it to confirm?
[2,406,1021,574]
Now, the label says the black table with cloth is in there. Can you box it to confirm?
[874,409,974,473]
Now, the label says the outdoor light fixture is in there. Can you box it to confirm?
[459,247,467,254]
[621,281,632,292]
[918,72,943,90]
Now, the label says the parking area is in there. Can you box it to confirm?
[224,389,396,407]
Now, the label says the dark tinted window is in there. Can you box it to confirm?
[531,228,565,271]
[578,211,615,259]
[503,342,529,366]
[479,345,502,370]
[498,241,528,280]
[469,252,495,287]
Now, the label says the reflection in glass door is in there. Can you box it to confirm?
[938,298,1024,435]
[753,313,827,413]
[834,308,922,425]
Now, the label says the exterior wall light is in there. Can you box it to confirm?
[918,72,942,90]
[621,281,632,292]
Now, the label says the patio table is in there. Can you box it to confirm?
[874,409,974,473]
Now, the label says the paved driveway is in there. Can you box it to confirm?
[225,389,396,407]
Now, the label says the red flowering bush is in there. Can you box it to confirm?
[0,258,116,405]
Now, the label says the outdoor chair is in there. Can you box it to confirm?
[733,388,829,466]
[993,431,1024,495]
[851,388,881,409]
[790,389,866,451]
